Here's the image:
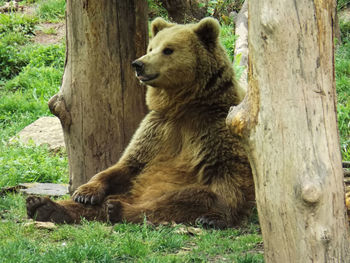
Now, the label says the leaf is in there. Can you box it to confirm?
[24,220,57,230]
[174,226,203,236]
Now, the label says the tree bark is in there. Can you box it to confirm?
[226,0,350,262]
[49,0,148,193]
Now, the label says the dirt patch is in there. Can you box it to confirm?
[21,4,36,16]
[33,22,65,45]
[16,2,66,45]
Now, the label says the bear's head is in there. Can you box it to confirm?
[132,17,241,111]
[132,17,228,90]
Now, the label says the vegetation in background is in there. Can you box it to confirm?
[147,0,168,20]
[0,13,37,81]
[336,12,350,161]
[201,0,244,18]
[0,6,67,190]
[338,0,350,10]
[0,39,65,140]
[36,0,66,22]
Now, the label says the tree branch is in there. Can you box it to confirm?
[48,94,72,131]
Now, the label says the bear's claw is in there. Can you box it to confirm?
[73,193,100,205]
[72,183,106,205]
[195,215,227,229]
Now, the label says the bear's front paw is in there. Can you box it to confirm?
[195,215,227,229]
[106,200,123,223]
[72,182,106,205]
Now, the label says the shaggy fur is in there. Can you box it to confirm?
[26,17,254,228]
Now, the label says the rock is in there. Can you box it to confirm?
[339,7,350,23]
[11,116,65,151]
[229,11,238,23]
[19,183,68,196]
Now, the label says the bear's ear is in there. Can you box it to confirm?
[151,17,173,37]
[193,17,220,49]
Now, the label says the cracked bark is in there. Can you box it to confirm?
[226,0,350,262]
[49,0,148,193]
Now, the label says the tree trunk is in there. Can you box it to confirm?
[226,0,350,262]
[49,0,148,193]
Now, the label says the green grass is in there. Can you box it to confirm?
[42,26,57,35]
[0,12,67,189]
[336,17,350,161]
[0,13,38,36]
[0,13,38,82]
[0,43,65,140]
[0,193,263,263]
[221,23,237,62]
[0,143,68,187]
[36,0,66,22]
[220,24,246,79]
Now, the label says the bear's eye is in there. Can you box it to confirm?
[163,48,173,55]
[149,48,152,52]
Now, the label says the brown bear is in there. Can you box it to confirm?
[26,17,254,228]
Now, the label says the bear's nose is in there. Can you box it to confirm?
[131,60,144,75]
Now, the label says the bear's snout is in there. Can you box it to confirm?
[131,60,144,76]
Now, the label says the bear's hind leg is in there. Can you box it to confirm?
[26,196,105,223]
[26,196,76,223]
[106,186,233,228]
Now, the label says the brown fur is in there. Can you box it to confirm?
[26,17,254,228]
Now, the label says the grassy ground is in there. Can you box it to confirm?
[1,194,263,263]
[336,12,350,161]
[0,0,349,262]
